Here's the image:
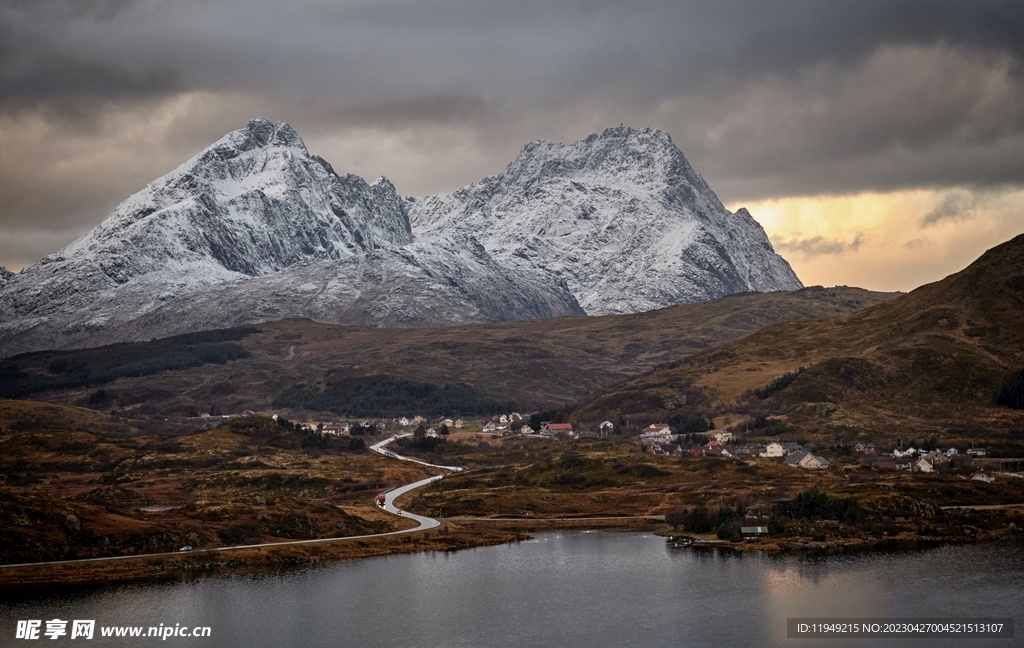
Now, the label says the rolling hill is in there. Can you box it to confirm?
[576,233,1024,441]
[1,286,895,419]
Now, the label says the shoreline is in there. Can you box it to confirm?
[658,526,1024,556]
[0,517,661,590]
[6,517,1020,590]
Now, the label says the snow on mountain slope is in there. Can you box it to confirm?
[407,126,802,315]
[0,121,800,356]
[0,119,579,354]
[82,233,583,346]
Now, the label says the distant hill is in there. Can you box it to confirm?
[576,233,1024,439]
[0,286,895,418]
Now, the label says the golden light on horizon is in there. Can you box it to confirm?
[735,188,1024,293]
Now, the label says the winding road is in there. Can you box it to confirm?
[0,435,456,570]
[1,434,659,571]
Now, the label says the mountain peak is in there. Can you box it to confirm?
[409,125,802,315]
[244,118,305,150]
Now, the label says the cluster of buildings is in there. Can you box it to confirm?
[638,423,833,469]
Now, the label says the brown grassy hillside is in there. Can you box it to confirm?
[577,233,1024,440]
[1,286,895,418]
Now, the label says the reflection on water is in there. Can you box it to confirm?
[2,533,1020,647]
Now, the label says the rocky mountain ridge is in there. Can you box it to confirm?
[408,126,802,315]
[1,119,800,355]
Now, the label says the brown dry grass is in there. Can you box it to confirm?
[13,286,895,418]
[576,234,1024,443]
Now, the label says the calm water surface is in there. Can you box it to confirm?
[2,532,1021,647]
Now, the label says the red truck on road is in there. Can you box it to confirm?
[376,493,386,507]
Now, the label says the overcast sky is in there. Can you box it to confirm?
[2,0,1022,290]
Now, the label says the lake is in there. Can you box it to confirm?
[2,532,1021,647]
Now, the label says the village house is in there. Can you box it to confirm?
[454,419,464,429]
[653,443,682,456]
[322,424,346,436]
[923,450,950,467]
[442,418,454,427]
[413,415,425,424]
[966,447,987,457]
[509,412,523,422]
[546,422,574,435]
[732,444,759,456]
[892,446,918,459]
[639,423,675,443]
[970,470,995,483]
[714,431,733,443]
[741,526,769,537]
[945,447,959,457]
[642,423,672,435]
[783,450,830,469]
[701,440,732,457]
[426,428,438,438]
[855,443,876,455]
[483,421,497,432]
[599,420,614,434]
[398,417,411,427]
[499,414,509,424]
[763,441,805,458]
[911,456,934,473]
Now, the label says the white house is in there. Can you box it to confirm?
[483,421,497,432]
[398,417,411,426]
[714,431,733,443]
[499,414,509,424]
[784,450,830,469]
[911,456,934,473]
[762,442,785,458]
[643,423,671,435]
[454,419,465,429]
[599,420,614,434]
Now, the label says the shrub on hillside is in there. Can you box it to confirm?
[996,370,1024,409]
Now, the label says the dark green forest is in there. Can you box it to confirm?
[0,328,256,398]
[273,375,516,417]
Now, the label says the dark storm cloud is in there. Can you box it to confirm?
[1,0,1023,269]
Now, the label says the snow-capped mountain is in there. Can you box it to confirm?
[407,126,802,315]
[0,120,801,356]
[68,232,584,348]
[0,119,581,354]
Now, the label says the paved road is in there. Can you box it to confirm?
[370,434,464,472]
[1,436,457,570]
[1,435,653,571]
